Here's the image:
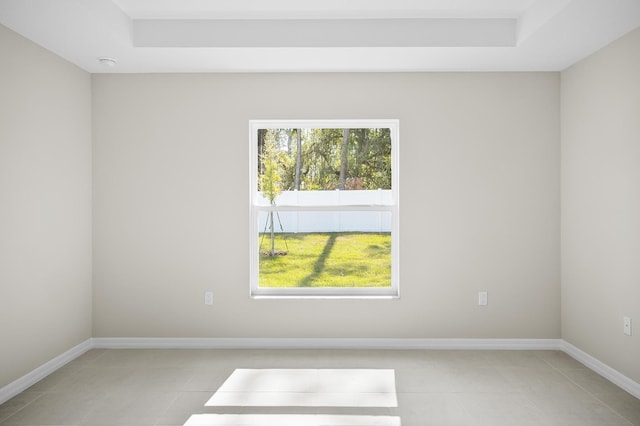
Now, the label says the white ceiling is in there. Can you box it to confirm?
[0,0,639,73]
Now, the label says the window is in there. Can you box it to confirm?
[249,120,399,298]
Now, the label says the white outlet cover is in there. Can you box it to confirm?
[478,291,488,306]
[623,317,632,336]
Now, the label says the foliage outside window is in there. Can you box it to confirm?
[249,120,399,298]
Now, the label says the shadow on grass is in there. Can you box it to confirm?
[298,233,337,287]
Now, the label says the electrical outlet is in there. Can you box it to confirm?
[478,291,488,306]
[624,317,632,336]
[204,291,213,305]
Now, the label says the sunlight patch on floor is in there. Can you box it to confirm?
[205,369,398,407]
[184,414,402,426]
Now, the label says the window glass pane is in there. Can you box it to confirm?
[258,128,392,195]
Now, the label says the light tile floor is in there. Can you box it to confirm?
[1,349,639,425]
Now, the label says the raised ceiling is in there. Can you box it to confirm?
[0,0,639,73]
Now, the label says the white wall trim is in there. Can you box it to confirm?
[0,339,93,405]
[560,340,640,399]
[91,337,562,350]
[3,338,638,406]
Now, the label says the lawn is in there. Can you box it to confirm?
[259,232,391,288]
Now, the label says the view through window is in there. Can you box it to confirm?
[249,120,399,297]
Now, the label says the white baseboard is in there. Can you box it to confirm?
[91,337,562,351]
[2,338,637,407]
[0,339,93,406]
[560,340,640,399]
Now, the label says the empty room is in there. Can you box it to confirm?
[1,0,639,425]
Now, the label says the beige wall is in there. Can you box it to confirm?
[0,25,92,388]
[561,27,640,382]
[92,72,560,339]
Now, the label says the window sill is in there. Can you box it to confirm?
[250,289,399,300]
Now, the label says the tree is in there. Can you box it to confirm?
[338,128,349,190]
[259,135,283,256]
[294,128,302,190]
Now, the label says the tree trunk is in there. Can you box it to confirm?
[269,210,275,256]
[285,129,293,154]
[339,128,349,190]
[257,129,266,182]
[294,129,302,190]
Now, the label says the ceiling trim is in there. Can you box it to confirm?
[134,18,516,48]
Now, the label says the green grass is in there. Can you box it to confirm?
[258,232,391,288]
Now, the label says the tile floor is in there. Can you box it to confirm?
[1,349,639,425]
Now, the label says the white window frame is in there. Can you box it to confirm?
[249,119,399,299]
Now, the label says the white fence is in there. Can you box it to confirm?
[257,190,393,233]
